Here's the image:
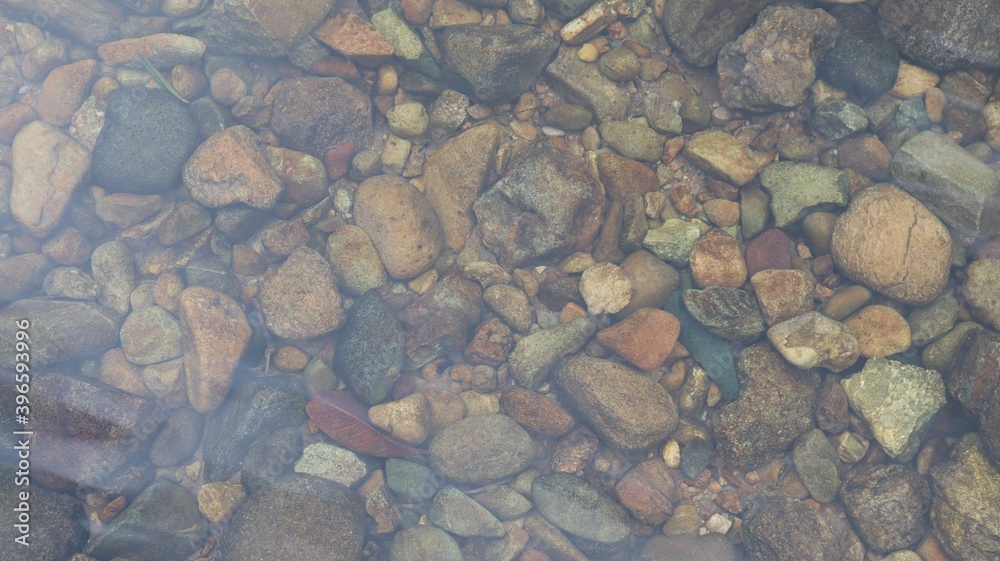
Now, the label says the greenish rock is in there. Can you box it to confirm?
[391,525,462,561]
[0,299,120,369]
[642,219,702,265]
[84,479,207,561]
[386,101,428,139]
[598,47,640,82]
[646,74,711,133]
[821,5,899,99]
[665,291,738,401]
[891,130,1000,237]
[150,407,204,467]
[428,414,535,484]
[552,356,679,451]
[546,46,629,121]
[303,355,338,396]
[532,473,629,544]
[895,96,931,129]
[792,429,840,503]
[543,104,593,131]
[777,136,818,162]
[639,534,740,561]
[643,95,683,135]
[371,9,441,79]
[740,186,770,239]
[811,100,869,141]
[758,161,850,228]
[661,0,771,67]
[598,119,664,163]
[929,434,1000,561]
[333,290,405,406]
[120,306,183,365]
[430,486,505,537]
[507,316,596,389]
[474,484,534,520]
[386,459,440,504]
[620,193,649,252]
[906,289,959,346]
[680,437,714,479]
[538,0,597,19]
[841,358,946,461]
[682,287,765,343]
[921,321,981,373]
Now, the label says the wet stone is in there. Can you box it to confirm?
[241,428,303,495]
[150,407,204,467]
[475,485,533,520]
[596,308,680,371]
[922,321,982,374]
[744,228,793,277]
[664,291,739,401]
[683,287,764,343]
[683,130,762,187]
[946,328,1000,417]
[0,464,86,561]
[391,524,462,561]
[270,77,373,159]
[334,290,405,406]
[0,299,119,369]
[792,429,841,503]
[0,253,52,305]
[484,284,534,332]
[840,463,932,553]
[259,247,345,340]
[689,230,747,288]
[501,387,575,438]
[768,311,860,372]
[545,46,629,121]
[758,162,849,228]
[532,473,629,545]
[183,125,284,210]
[598,119,664,164]
[179,286,251,413]
[680,437,714,479]
[43,266,99,300]
[841,358,946,461]
[907,289,959,346]
[326,225,388,296]
[430,485,504,537]
[639,534,740,561]
[294,443,368,487]
[385,458,440,504]
[194,0,334,57]
[120,305,182,366]
[428,414,535,484]
[811,100,868,141]
[642,219,702,265]
[741,491,850,561]
[508,314,596,389]
[614,459,676,525]
[879,0,1000,72]
[964,258,1000,331]
[751,269,816,326]
[929,434,1000,561]
[545,103,594,132]
[821,5,899,99]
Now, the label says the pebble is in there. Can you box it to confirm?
[387,101,429,139]
[758,162,849,228]
[683,287,764,343]
[484,283,534,332]
[642,219,703,265]
[680,437,714,478]
[91,241,135,316]
[683,130,762,186]
[811,100,869,141]
[209,67,246,106]
[579,262,632,315]
[294,442,368,487]
[596,308,680,370]
[334,290,404,405]
[271,77,373,158]
[616,249,679,317]
[792,429,841,503]
[259,247,345,340]
[891,61,940,97]
[183,125,284,210]
[508,316,596,389]
[664,292,739,401]
[43,267,99,301]
[36,59,98,126]
[841,358,946,461]
[741,491,849,561]
[390,524,462,561]
[545,46,629,121]
[963,258,1000,330]
[119,305,183,365]
[577,43,598,62]
[921,321,982,373]
[428,414,535,484]
[842,304,912,358]
[312,9,395,66]
[501,387,575,438]
[614,459,676,525]
[597,47,640,82]
[430,485,504,537]
[689,230,747,288]
[368,392,431,444]
[768,311,859,372]
[818,284,872,320]
[836,134,892,181]
[598,118,664,164]
[947,328,1000,416]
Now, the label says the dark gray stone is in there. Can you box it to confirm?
[840,463,932,552]
[241,427,302,495]
[0,463,86,561]
[150,408,204,467]
[439,24,558,104]
[742,491,850,561]
[184,258,240,301]
[680,437,714,479]
[821,5,899,100]
[879,0,1000,72]
[270,77,373,159]
[531,473,629,545]
[661,0,771,67]
[428,414,535,484]
[92,88,199,195]
[538,0,596,20]
[220,473,365,561]
[334,290,405,406]
[202,375,308,481]
[0,299,120,369]
[215,204,266,241]
[84,479,207,561]
[792,429,841,503]
[683,287,765,343]
[664,291,739,401]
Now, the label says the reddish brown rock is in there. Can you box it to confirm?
[614,459,676,525]
[750,269,817,326]
[313,9,394,66]
[551,427,600,473]
[947,329,1000,417]
[596,308,680,371]
[36,59,99,126]
[501,387,575,438]
[745,228,793,277]
[596,152,659,202]
[183,125,284,210]
[0,104,38,144]
[842,305,912,358]
[837,135,891,181]
[465,317,514,366]
[689,229,747,288]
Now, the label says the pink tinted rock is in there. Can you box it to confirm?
[745,228,794,276]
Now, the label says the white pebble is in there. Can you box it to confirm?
[706,513,732,534]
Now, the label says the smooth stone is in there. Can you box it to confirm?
[191,0,334,57]
[552,355,678,451]
[616,250,679,317]
[544,103,593,132]
[371,9,441,78]
[841,357,946,461]
[507,316,596,388]
[579,262,632,315]
[546,46,629,121]
[740,185,770,239]
[294,443,368,487]
[683,287,764,343]
[430,485,505,537]
[821,5,899,99]
[596,308,680,371]
[0,299,119,369]
[758,162,849,228]
[819,284,872,321]
[837,134,892,181]
[946,328,1000,416]
[37,59,98,127]
[428,414,535,484]
[532,473,629,544]
[598,119,664,163]
[680,437,714,479]
[661,0,770,67]
[240,428,302,495]
[664,291,739,401]
[333,290,405,406]
[220,474,364,561]
[84,479,207,561]
[92,88,199,194]
[391,525,462,561]
[842,304,912,358]
[484,283,534,332]
[0,253,51,305]
[744,228,793,276]
[259,247,345,339]
[326,225,387,296]
[922,321,981,373]
[1,0,122,47]
[689,230,748,288]
[840,463,932,552]
[269,77,373,159]
[120,305,183,365]
[475,484,533,520]
[792,429,841,503]
[387,101,428,139]
[713,344,819,470]
[768,311,860,372]
[385,458,440,504]
[614,459,677,525]
[964,258,1000,330]
[150,407,204,467]
[263,146,327,207]
[929,434,1000,561]
[751,269,816,326]
[684,130,761,187]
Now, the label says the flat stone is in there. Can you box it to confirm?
[371,9,441,78]
[879,0,1000,72]
[616,250,679,318]
[294,443,368,487]
[751,269,816,326]
[0,299,119,369]
[508,316,596,389]
[768,311,859,372]
[841,357,946,461]
[0,253,51,305]
[842,304,911,358]
[193,0,335,57]
[683,287,764,343]
[598,119,664,163]
[313,9,394,66]
[430,485,504,537]
[758,162,850,228]
[964,258,1000,330]
[929,434,1000,561]
[532,473,630,545]
[546,46,629,121]
[428,414,535,484]
[792,429,841,503]
[596,308,680,371]
[270,77,373,159]
[840,463,932,552]
[661,0,770,67]
[259,247,346,340]
[11,121,90,237]
[684,130,762,187]
[184,125,283,209]
[500,387,575,438]
[642,219,702,265]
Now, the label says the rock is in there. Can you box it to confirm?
[552,355,678,451]
[423,122,505,251]
[43,266,99,300]
[713,344,819,470]
[680,438,714,479]
[929,434,1000,561]
[792,429,840,503]
[579,262,632,315]
[120,306,183,365]
[354,175,443,279]
[473,141,604,268]
[718,6,838,112]
[368,393,431,445]
[183,125,284,210]
[150,407,204,467]
[178,286,251,413]
[891,131,1000,237]
[842,304,911,358]
[10,121,90,237]
[0,253,50,306]
[538,0,595,20]
[192,0,334,56]
[683,130,762,187]
[240,428,302,494]
[98,33,206,68]
[430,485,504,537]
[741,491,851,561]
[387,101,428,139]
[24,372,163,490]
[946,328,1000,416]
[689,230,747,288]
[428,414,535,484]
[907,289,959,346]
[614,459,676,525]
[36,59,99,126]
[500,387,575,438]
[545,103,593,132]
[508,316,596,389]
[837,134,892,181]
[391,525,462,561]
[258,247,345,340]
[294,443,368,487]
[270,77,372,159]
[90,241,134,316]
[821,5,899,99]
[664,292,739,401]
[841,358,946,461]
[922,321,982,373]
[596,308,680,371]
[371,9,441,78]
[333,290,405,406]
[661,0,769,67]
[595,152,658,202]
[263,146,327,207]
[532,473,629,545]
[597,46,639,82]
[326,226,387,296]
[964,258,1000,331]
[840,463,932,552]
[220,474,364,561]
[483,284,533,332]
[683,287,764,343]
[647,74,711,134]
[879,0,1000,72]
[312,9,394,66]
[202,375,308,481]
[84,479,207,561]
[832,184,952,305]
[639,534,740,561]
[811,100,869,141]
[546,46,629,121]
[598,119,663,163]
[0,299,119,369]
[92,88,199,194]
[616,250,679,317]
[439,24,558,104]
[0,464,86,561]
[768,311,859,372]
[751,269,816,326]
[642,219,702,265]
[758,162,849,229]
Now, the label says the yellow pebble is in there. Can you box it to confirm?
[577,43,599,63]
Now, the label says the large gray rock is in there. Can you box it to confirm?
[661,0,771,67]
[0,465,86,561]
[439,24,558,104]
[930,434,1000,561]
[428,414,535,484]
[187,0,335,56]
[0,0,122,46]
[891,131,1000,237]
[220,474,365,561]
[473,141,604,268]
[333,290,404,406]
[269,77,372,158]
[545,46,629,121]
[92,88,199,195]
[0,299,120,369]
[532,473,629,545]
[821,5,899,100]
[879,0,1000,72]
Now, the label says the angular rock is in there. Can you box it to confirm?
[259,247,345,340]
[683,130,761,187]
[508,316,596,389]
[474,141,604,268]
[91,241,134,316]
[179,286,251,413]
[596,308,680,371]
[841,358,946,461]
[11,121,90,237]
[929,434,1000,561]
[792,429,841,503]
[768,312,859,372]
[741,491,851,561]
[312,9,394,66]
[751,269,816,326]
[428,414,535,484]
[907,289,959,347]
[546,46,629,121]
[661,0,771,67]
[270,77,372,159]
[0,299,119,369]
[683,287,764,343]
[334,290,404,406]
[430,485,505,537]
[183,125,284,210]
[596,152,659,202]
[36,59,99,126]
[840,463,932,553]
[879,0,1000,72]
[294,443,367,487]
[946,328,1000,417]
[193,0,335,57]
[758,162,850,229]
[642,219,702,265]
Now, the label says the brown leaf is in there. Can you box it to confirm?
[306,391,424,458]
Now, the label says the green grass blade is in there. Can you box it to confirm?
[136,48,189,104]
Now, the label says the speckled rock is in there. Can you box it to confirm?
[430,485,504,537]
[946,328,1000,417]
[689,230,747,288]
[811,100,869,141]
[428,414,535,484]
[391,525,462,561]
[120,305,183,365]
[508,316,596,388]
[879,0,1000,72]
[532,473,629,545]
[840,463,932,552]
[768,312,860,372]
[964,258,1000,331]
[907,289,959,347]
[294,443,368,487]
[325,225,387,296]
[758,162,849,228]
[333,290,405,406]
[751,269,817,326]
[642,219,702,265]
[269,77,372,159]
[792,429,841,503]
[822,5,899,99]
[183,125,284,210]
[259,247,345,340]
[598,119,664,164]
[579,262,632,315]
[0,299,120,369]
[683,287,764,343]
[741,491,851,561]
[661,0,771,67]
[639,534,740,561]
[929,434,1000,561]
[841,358,946,461]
